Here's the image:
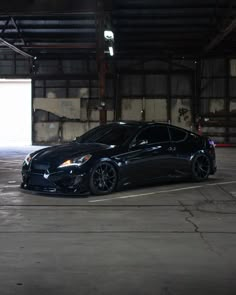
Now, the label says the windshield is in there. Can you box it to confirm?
[76,124,138,146]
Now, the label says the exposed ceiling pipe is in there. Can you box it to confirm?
[0,37,33,58]
[204,18,236,54]
[0,11,96,17]
[22,43,96,49]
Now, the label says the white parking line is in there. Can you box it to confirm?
[0,160,22,163]
[89,180,236,203]
[218,168,236,171]
[206,180,236,186]
[0,168,21,171]
[0,184,20,188]
[0,191,21,196]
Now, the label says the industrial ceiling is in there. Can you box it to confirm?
[0,0,235,60]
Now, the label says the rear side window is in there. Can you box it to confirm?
[169,127,187,142]
[188,132,203,145]
[136,125,170,144]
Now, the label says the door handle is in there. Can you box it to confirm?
[146,145,162,152]
[168,147,176,152]
[152,145,162,151]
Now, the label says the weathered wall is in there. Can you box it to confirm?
[34,122,99,143]
[171,98,192,129]
[121,98,167,122]
[34,98,81,119]
[0,50,235,143]
[120,70,192,129]
[199,59,236,143]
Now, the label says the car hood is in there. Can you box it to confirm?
[32,142,112,164]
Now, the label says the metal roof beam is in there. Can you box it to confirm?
[204,17,236,54]
[113,13,229,20]
[118,57,194,71]
[0,37,33,58]
[204,0,235,54]
[11,17,25,45]
[1,32,96,38]
[114,4,236,10]
[1,17,11,36]
[22,43,96,49]
[115,24,214,29]
[2,24,96,30]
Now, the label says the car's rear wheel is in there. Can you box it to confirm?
[191,154,211,181]
[89,162,118,195]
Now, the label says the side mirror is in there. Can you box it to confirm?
[72,136,80,142]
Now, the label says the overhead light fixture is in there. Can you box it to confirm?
[109,46,114,56]
[104,30,114,40]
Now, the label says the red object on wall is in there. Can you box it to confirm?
[197,123,202,136]
[99,108,107,125]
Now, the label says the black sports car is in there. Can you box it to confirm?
[21,121,217,195]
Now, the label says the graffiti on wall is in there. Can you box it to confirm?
[178,107,190,122]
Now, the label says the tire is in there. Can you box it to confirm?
[89,161,118,195]
[191,154,211,181]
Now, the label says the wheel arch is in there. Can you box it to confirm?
[90,157,120,176]
[190,151,211,181]
[190,150,213,171]
[88,158,120,195]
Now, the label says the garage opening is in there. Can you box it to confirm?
[0,79,32,146]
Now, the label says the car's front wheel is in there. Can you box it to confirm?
[89,161,118,195]
[191,154,211,181]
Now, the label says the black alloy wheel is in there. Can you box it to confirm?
[89,162,118,195]
[192,154,211,181]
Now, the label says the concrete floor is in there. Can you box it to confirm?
[0,146,236,295]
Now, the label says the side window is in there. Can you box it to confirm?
[136,126,169,144]
[169,127,187,142]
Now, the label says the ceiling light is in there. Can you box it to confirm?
[109,46,114,56]
[104,30,114,40]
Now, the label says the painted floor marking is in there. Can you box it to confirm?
[0,168,21,171]
[206,180,236,186]
[0,184,20,188]
[0,160,23,163]
[89,180,236,203]
[0,191,21,196]
[218,168,236,171]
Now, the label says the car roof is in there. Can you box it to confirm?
[110,121,200,136]
[112,120,183,128]
[112,120,163,126]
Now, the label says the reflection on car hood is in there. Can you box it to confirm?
[33,143,112,163]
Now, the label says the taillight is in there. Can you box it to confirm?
[207,138,215,157]
[208,139,215,147]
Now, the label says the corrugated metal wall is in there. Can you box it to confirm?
[0,50,235,143]
[200,59,236,143]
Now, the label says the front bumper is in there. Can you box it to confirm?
[21,167,90,194]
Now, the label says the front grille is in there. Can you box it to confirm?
[31,162,50,170]
[28,173,54,188]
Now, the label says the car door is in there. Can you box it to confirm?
[123,125,174,183]
[168,126,190,174]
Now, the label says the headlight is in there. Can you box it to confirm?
[59,154,92,168]
[24,153,32,165]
